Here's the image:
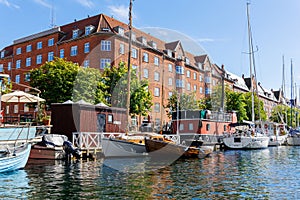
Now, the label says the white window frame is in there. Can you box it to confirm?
[168,77,173,86]
[143,52,149,62]
[84,42,90,53]
[37,41,42,49]
[168,64,173,72]
[154,87,160,97]
[143,69,149,78]
[84,60,89,68]
[8,62,11,71]
[48,52,54,61]
[154,72,160,81]
[16,60,21,69]
[119,43,125,54]
[36,55,42,64]
[100,58,111,69]
[71,46,78,56]
[60,49,64,58]
[26,44,32,52]
[101,40,111,51]
[73,29,79,39]
[154,56,159,66]
[48,38,54,46]
[15,74,20,84]
[26,57,31,67]
[131,48,137,58]
[16,47,21,55]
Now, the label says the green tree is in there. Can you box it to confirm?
[225,89,247,122]
[100,62,152,117]
[30,58,104,105]
[165,91,199,117]
[243,92,267,121]
[270,104,300,127]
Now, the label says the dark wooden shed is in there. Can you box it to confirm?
[51,102,126,140]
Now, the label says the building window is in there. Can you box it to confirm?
[5,105,9,115]
[176,66,184,74]
[15,74,20,83]
[176,79,185,88]
[186,58,190,65]
[189,123,193,131]
[143,69,149,78]
[71,46,78,56]
[25,73,30,82]
[131,48,137,58]
[206,124,210,131]
[36,55,42,64]
[168,91,173,97]
[101,40,111,51]
[154,87,160,97]
[100,58,111,69]
[48,52,54,61]
[179,124,184,131]
[168,64,173,72]
[193,72,197,80]
[154,103,160,113]
[119,43,125,54]
[194,85,197,91]
[213,79,216,86]
[7,62,11,71]
[60,49,64,58]
[26,57,31,67]
[84,60,89,68]
[199,75,203,82]
[0,51,4,58]
[187,70,190,78]
[187,83,191,91]
[85,26,93,35]
[205,76,211,83]
[168,77,173,86]
[0,64,3,72]
[16,47,21,55]
[143,52,149,62]
[37,41,42,50]
[73,29,79,39]
[154,72,160,81]
[16,60,21,69]
[26,45,32,52]
[154,56,159,66]
[200,87,203,94]
[48,38,54,46]
[205,88,211,95]
[84,43,90,53]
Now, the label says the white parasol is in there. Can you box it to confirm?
[1,90,45,103]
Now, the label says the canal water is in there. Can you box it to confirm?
[1,146,300,199]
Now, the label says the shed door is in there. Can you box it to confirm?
[97,114,106,132]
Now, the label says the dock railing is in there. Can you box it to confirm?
[72,132,122,150]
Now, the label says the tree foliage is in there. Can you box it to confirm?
[225,89,247,122]
[165,91,199,117]
[243,92,267,121]
[270,104,300,127]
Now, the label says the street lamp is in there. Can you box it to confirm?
[0,74,10,124]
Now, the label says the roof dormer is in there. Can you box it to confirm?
[85,25,95,36]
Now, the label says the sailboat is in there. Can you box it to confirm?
[223,3,269,149]
[286,60,300,145]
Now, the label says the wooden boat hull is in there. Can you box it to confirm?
[29,145,65,160]
[145,138,211,158]
[101,137,147,157]
[223,136,269,149]
[0,143,31,173]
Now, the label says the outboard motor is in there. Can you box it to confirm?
[63,140,81,160]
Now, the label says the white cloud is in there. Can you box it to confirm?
[33,0,51,8]
[76,0,94,9]
[197,38,215,43]
[0,0,20,9]
[108,5,132,23]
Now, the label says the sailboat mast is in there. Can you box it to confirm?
[247,3,255,122]
[126,0,133,133]
[291,59,293,127]
[282,55,285,96]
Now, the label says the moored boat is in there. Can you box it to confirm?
[223,122,269,149]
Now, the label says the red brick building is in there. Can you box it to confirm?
[0,13,279,126]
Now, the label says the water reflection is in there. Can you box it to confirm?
[0,170,29,199]
[0,147,299,199]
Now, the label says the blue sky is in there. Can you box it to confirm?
[1,0,300,97]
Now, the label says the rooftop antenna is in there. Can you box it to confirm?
[50,0,56,28]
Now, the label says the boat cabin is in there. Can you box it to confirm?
[170,110,237,136]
